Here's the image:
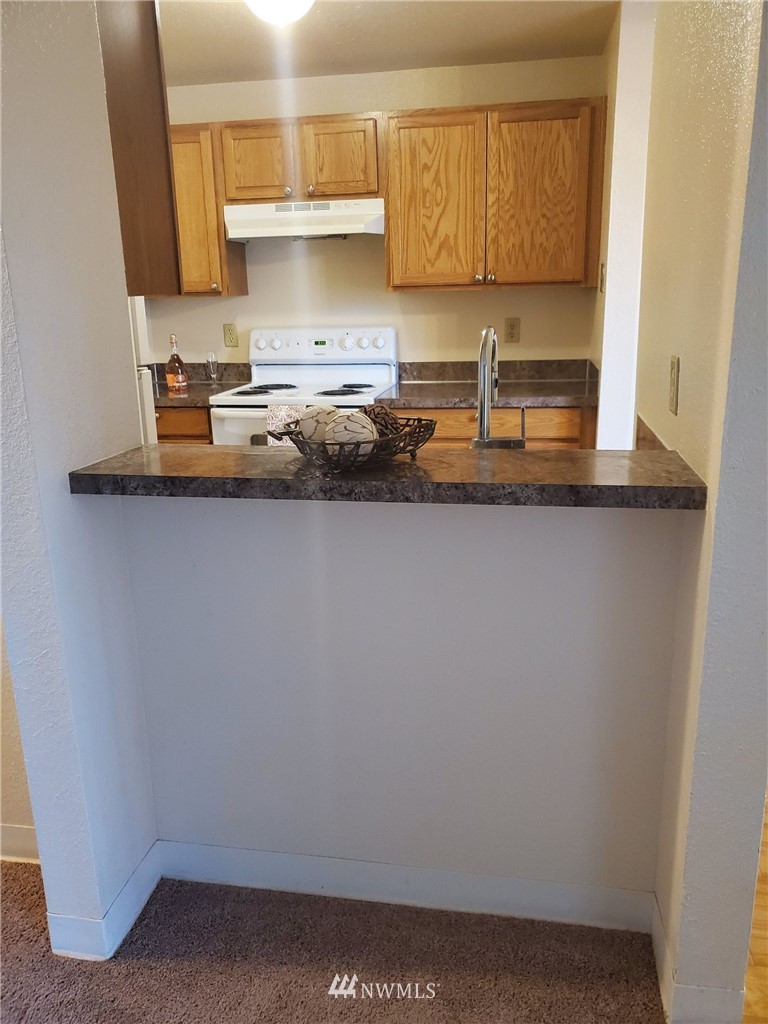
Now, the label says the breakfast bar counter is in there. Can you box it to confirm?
[70,445,706,510]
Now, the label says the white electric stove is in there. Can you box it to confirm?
[209,327,397,445]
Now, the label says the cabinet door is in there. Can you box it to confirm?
[391,407,585,448]
[298,117,378,197]
[221,123,296,201]
[170,127,223,295]
[388,111,487,287]
[487,102,592,284]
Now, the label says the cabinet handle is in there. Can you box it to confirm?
[307,184,315,195]
[155,413,160,419]
[284,186,293,197]
[474,274,484,283]
[210,282,219,291]
[487,272,496,284]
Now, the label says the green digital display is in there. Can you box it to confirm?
[314,339,327,347]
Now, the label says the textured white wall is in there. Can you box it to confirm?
[587,8,619,372]
[593,1,656,449]
[1,1,156,918]
[146,239,598,364]
[149,55,607,365]
[167,56,607,124]
[123,497,687,902]
[0,628,33,829]
[634,2,765,1019]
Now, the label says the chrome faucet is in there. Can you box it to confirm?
[472,325,526,449]
[477,325,497,441]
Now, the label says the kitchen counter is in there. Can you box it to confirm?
[153,382,231,408]
[376,379,598,409]
[70,445,706,510]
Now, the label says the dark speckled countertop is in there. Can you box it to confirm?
[151,361,599,410]
[70,445,706,511]
[153,382,231,408]
[376,379,598,409]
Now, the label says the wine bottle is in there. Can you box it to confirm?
[165,334,188,395]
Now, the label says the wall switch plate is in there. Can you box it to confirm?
[223,323,238,348]
[669,356,680,415]
[504,317,521,344]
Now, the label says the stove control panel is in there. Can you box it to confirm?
[248,327,397,365]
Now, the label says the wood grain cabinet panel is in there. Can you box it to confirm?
[156,407,211,442]
[170,127,223,294]
[486,102,592,284]
[393,407,590,448]
[388,98,604,291]
[299,117,378,197]
[221,123,296,200]
[387,111,487,287]
[170,126,247,297]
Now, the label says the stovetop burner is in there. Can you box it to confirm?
[316,388,366,396]
[342,383,374,389]
[234,384,298,396]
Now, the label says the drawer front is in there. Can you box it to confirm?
[525,408,581,439]
[156,407,211,438]
[394,407,581,441]
[158,436,212,445]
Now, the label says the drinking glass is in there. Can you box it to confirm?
[205,352,219,383]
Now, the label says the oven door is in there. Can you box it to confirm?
[210,407,269,445]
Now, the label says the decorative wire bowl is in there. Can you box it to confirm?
[267,416,437,473]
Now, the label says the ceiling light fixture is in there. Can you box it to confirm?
[244,0,315,27]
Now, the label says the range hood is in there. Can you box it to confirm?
[224,197,385,240]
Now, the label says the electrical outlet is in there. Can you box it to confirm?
[599,262,607,294]
[223,323,238,348]
[669,356,680,415]
[504,317,521,344]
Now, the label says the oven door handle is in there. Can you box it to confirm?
[210,408,270,420]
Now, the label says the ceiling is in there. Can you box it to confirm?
[158,1,619,87]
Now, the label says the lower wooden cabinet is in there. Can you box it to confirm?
[156,407,212,444]
[396,406,596,449]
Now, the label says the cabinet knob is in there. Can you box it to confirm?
[474,274,484,283]
[155,412,160,419]
[284,186,293,197]
[210,282,219,291]
[307,184,315,195]
[487,272,496,284]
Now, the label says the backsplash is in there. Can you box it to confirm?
[146,237,599,365]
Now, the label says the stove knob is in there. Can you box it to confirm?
[339,333,354,352]
[373,335,386,350]
[269,336,282,351]
[358,335,370,350]
[255,336,267,351]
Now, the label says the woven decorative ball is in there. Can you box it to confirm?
[360,403,402,437]
[298,404,338,442]
[324,410,379,454]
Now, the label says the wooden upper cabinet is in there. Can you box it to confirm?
[169,125,247,297]
[221,123,296,200]
[170,127,223,294]
[387,110,487,287]
[486,101,593,284]
[298,117,378,197]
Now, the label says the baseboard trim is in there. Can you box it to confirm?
[155,840,654,933]
[652,898,745,1023]
[47,842,162,961]
[40,840,655,961]
[1,823,39,861]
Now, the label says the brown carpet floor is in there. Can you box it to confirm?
[1,861,665,1024]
